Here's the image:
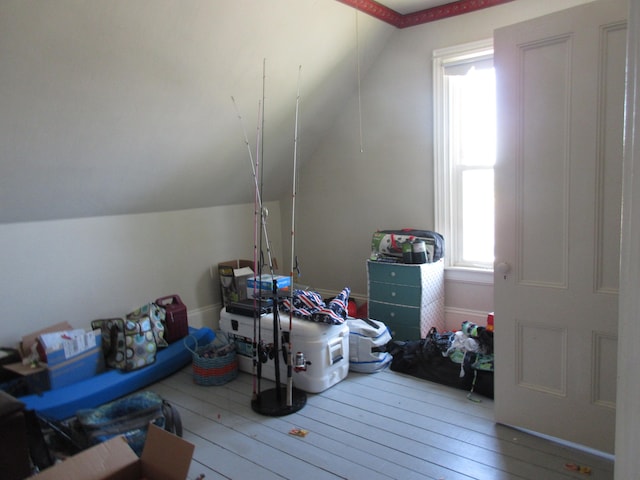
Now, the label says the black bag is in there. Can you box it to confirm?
[386,330,494,399]
[423,326,454,355]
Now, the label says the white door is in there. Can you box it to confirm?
[494,0,626,454]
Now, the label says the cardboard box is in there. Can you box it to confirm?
[31,423,195,480]
[218,259,254,306]
[4,322,105,391]
[246,274,291,297]
[18,322,76,359]
[37,328,98,361]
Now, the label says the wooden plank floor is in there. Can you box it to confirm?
[151,367,614,480]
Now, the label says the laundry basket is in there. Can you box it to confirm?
[184,332,238,386]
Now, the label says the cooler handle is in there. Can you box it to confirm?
[327,336,344,365]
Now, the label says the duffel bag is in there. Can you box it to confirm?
[372,229,444,262]
[347,318,392,373]
[386,334,493,399]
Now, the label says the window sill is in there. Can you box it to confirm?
[444,267,494,285]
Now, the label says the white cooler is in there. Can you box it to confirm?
[219,308,349,393]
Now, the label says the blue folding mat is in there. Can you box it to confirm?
[19,327,215,421]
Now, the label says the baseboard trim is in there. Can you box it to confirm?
[188,303,221,331]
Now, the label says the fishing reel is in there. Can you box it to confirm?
[257,341,275,364]
[294,351,310,372]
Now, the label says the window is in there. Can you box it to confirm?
[433,39,495,270]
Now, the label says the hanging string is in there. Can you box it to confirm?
[356,10,364,153]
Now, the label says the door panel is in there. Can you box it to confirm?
[494,0,626,454]
[520,35,570,288]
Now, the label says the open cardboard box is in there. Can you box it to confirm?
[3,321,105,392]
[31,423,195,480]
[218,259,254,306]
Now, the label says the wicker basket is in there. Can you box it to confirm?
[184,332,238,386]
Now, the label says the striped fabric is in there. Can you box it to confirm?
[280,287,351,325]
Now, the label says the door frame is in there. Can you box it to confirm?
[616,1,640,477]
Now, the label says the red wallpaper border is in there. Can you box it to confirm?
[336,0,516,28]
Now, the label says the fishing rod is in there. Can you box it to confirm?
[256,59,281,398]
[253,99,262,401]
[232,61,306,416]
[228,101,274,276]
[256,59,288,399]
[231,94,264,399]
[230,62,279,399]
[286,65,302,407]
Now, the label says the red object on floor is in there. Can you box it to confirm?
[347,298,357,317]
[356,301,368,319]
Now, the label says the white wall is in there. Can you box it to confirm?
[0,201,283,346]
[292,0,597,329]
[0,0,601,351]
[0,0,392,224]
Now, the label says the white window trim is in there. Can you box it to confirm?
[444,267,494,285]
[433,38,494,274]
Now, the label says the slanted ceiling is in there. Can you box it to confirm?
[0,0,505,224]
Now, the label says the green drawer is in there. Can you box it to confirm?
[367,261,422,286]
[369,281,422,307]
[370,315,420,341]
[368,300,420,325]
[387,324,421,341]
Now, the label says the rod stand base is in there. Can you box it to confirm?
[251,387,306,416]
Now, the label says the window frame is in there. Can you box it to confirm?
[433,38,495,273]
